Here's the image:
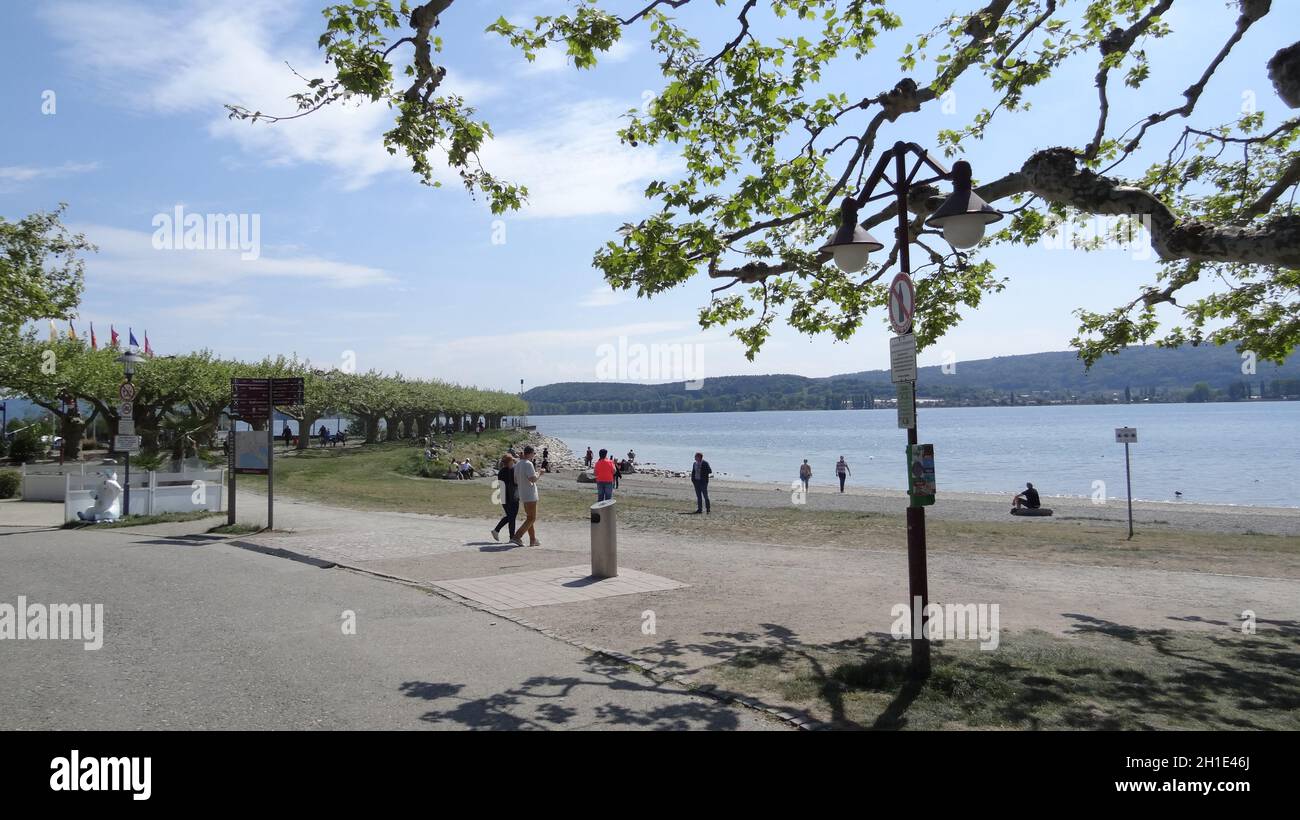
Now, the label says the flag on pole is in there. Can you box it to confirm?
[143,331,153,357]
[129,329,139,349]
[110,325,119,348]
[49,320,58,343]
[68,320,78,342]
[90,322,98,350]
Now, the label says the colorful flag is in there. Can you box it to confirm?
[143,331,153,357]
[129,329,139,349]
[68,320,78,342]
[90,322,98,350]
[110,325,119,348]
[48,320,58,343]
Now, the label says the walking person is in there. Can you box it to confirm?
[512,445,542,546]
[836,455,851,493]
[690,452,712,514]
[799,459,812,492]
[593,448,616,502]
[613,453,622,489]
[584,447,593,468]
[491,454,519,543]
[319,424,329,448]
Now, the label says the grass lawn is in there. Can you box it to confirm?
[698,625,1300,730]
[61,511,223,530]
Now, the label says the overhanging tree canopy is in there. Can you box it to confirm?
[233,0,1300,364]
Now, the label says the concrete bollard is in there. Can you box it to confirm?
[590,499,617,578]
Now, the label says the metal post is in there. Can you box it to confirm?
[1125,441,1133,540]
[267,379,274,531]
[896,143,930,679]
[227,423,236,527]
[124,452,131,517]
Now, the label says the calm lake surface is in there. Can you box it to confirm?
[534,403,1300,507]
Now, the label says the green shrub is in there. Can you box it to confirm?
[130,450,166,471]
[0,469,19,499]
[6,429,44,463]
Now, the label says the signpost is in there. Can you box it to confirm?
[229,377,304,530]
[1115,427,1137,539]
[117,382,135,515]
[895,383,915,429]
[888,272,915,335]
[889,333,917,384]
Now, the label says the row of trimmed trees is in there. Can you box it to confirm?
[0,333,527,461]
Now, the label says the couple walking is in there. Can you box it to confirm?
[490,445,543,547]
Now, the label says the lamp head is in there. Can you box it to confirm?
[925,160,1003,249]
[819,198,884,272]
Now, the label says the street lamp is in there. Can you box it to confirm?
[820,141,1003,678]
[115,350,144,515]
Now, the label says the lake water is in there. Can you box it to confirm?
[534,403,1300,507]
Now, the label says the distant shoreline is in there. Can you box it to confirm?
[526,397,1300,417]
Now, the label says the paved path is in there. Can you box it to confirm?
[0,524,780,730]
[235,491,1300,679]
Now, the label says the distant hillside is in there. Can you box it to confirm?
[523,344,1300,415]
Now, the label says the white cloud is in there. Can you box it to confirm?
[578,285,632,307]
[74,223,394,289]
[0,161,99,191]
[39,0,673,213]
[521,39,636,74]
[479,99,680,218]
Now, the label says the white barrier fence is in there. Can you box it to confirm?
[59,468,226,523]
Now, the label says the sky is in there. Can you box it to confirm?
[1,0,1295,392]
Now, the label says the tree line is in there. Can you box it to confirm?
[0,333,527,462]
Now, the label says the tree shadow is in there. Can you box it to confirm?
[397,655,753,730]
[625,615,1300,731]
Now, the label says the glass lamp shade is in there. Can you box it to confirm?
[940,213,988,249]
[819,224,884,273]
[925,160,1003,250]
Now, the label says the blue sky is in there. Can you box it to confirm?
[2,0,1295,391]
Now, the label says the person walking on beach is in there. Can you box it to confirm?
[613,452,622,489]
[584,447,593,468]
[835,456,851,493]
[594,448,615,502]
[491,453,519,542]
[799,459,812,492]
[690,452,712,514]
[513,445,542,546]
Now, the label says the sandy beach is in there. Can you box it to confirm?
[535,433,1300,537]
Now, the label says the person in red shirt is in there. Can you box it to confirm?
[593,448,616,501]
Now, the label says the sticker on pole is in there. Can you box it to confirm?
[907,443,936,503]
[888,273,914,335]
[896,382,915,429]
[1115,427,1137,444]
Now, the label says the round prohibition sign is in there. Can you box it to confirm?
[118,382,136,402]
[888,272,915,334]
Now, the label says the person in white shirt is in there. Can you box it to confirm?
[512,445,542,546]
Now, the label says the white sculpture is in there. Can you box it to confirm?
[77,472,123,522]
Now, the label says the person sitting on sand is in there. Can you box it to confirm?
[1012,482,1041,510]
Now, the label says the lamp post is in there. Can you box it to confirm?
[819,141,1003,678]
[116,349,144,516]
